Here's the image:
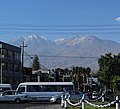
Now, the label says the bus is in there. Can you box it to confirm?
[16,82,74,103]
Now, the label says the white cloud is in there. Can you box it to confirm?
[115,17,120,22]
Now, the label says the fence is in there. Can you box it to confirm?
[61,93,119,109]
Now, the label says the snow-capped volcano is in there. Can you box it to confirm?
[10,34,48,45]
[9,35,120,70]
[24,34,47,42]
[55,35,98,46]
[9,34,56,56]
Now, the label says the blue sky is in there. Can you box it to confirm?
[0,0,120,43]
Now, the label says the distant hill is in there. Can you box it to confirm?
[9,35,120,70]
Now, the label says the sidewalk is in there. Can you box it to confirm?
[26,104,65,109]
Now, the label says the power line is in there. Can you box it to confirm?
[0,23,120,27]
[1,31,120,35]
[24,50,49,70]
[24,51,33,59]
[0,23,120,35]
[25,55,99,59]
[0,27,120,31]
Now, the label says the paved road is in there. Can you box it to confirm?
[0,102,64,109]
[26,104,63,109]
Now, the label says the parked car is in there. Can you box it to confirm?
[0,84,12,94]
[69,91,89,103]
[92,91,100,99]
[104,90,115,101]
[50,93,64,104]
[50,90,89,104]
[0,90,28,103]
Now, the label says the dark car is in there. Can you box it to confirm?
[92,91,100,99]
[50,90,89,104]
[69,91,89,103]
[104,90,115,101]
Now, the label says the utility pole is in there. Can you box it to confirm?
[20,41,27,77]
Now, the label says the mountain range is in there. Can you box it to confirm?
[9,35,120,70]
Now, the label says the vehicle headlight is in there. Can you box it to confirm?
[50,97,55,102]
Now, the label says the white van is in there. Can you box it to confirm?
[16,82,74,103]
[0,84,12,94]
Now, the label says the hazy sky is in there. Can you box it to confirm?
[0,0,120,43]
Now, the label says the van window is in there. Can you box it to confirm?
[27,85,38,92]
[18,87,25,92]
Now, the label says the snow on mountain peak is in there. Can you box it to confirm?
[70,35,98,45]
[25,34,47,41]
[27,34,37,40]
[55,38,66,43]
[40,36,47,41]
[55,35,98,45]
[69,35,97,41]
[8,34,48,48]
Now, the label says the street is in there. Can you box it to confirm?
[0,102,62,109]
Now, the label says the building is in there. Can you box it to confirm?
[0,41,22,86]
[32,69,50,82]
[23,67,33,82]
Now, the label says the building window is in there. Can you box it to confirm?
[2,62,8,70]
[8,63,14,71]
[14,52,20,61]
[1,49,7,57]
[14,64,19,72]
[8,50,13,59]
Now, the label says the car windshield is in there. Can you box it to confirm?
[2,91,17,96]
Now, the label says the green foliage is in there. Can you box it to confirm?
[72,66,91,90]
[112,76,120,95]
[66,102,115,109]
[98,53,120,91]
[53,66,91,90]
[32,54,40,70]
[67,105,114,109]
[66,106,81,109]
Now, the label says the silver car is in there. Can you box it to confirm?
[0,90,27,103]
[50,92,69,104]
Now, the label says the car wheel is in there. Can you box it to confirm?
[56,98,61,104]
[15,98,21,103]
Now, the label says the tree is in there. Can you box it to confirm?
[98,53,120,92]
[54,68,61,82]
[98,53,113,89]
[72,66,91,90]
[72,66,81,90]
[112,76,120,95]
[32,54,40,71]
[86,67,91,77]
